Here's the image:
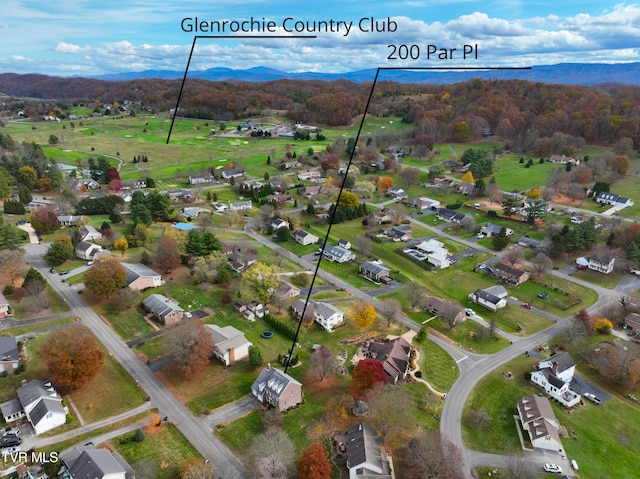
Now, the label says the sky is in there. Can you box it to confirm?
[1,0,639,77]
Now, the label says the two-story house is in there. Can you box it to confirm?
[251,365,303,411]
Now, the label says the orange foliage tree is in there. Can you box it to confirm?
[296,442,332,479]
[39,325,105,390]
[379,176,395,191]
[349,358,387,399]
[165,320,215,377]
[84,257,127,299]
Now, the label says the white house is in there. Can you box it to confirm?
[205,324,252,366]
[75,241,103,261]
[297,169,323,181]
[480,223,514,237]
[415,239,451,269]
[292,229,319,246]
[530,351,580,407]
[576,255,615,274]
[323,245,356,263]
[596,191,634,208]
[0,291,10,318]
[517,394,563,452]
[468,288,507,312]
[292,299,345,332]
[229,200,252,211]
[79,225,102,242]
[346,423,392,479]
[0,380,67,434]
[271,218,288,230]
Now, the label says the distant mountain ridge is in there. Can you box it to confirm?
[88,63,640,85]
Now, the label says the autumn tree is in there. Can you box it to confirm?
[39,325,105,390]
[154,236,181,273]
[311,345,334,381]
[611,155,631,176]
[0,249,26,283]
[17,166,38,190]
[460,170,475,184]
[349,358,387,399]
[114,236,129,256]
[337,191,359,208]
[30,208,61,234]
[379,176,394,191]
[84,257,127,299]
[179,459,217,479]
[164,320,215,377]
[296,442,332,479]
[405,430,464,479]
[241,262,280,304]
[351,300,376,329]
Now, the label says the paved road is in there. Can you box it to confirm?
[24,243,252,479]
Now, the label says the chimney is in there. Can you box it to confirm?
[267,363,271,370]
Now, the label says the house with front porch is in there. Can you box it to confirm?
[530,351,580,407]
[576,255,615,274]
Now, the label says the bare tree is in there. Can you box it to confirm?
[504,453,537,479]
[270,286,289,314]
[366,383,417,438]
[259,204,275,222]
[164,321,215,377]
[0,249,26,283]
[197,213,215,231]
[461,215,476,233]
[532,252,552,276]
[504,245,524,266]
[354,234,373,258]
[379,298,401,327]
[436,299,464,330]
[399,166,421,189]
[466,409,491,431]
[24,279,46,297]
[405,281,426,311]
[311,345,334,381]
[405,430,464,479]
[248,428,296,479]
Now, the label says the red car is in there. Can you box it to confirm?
[521,303,532,309]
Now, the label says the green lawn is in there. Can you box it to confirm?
[113,423,202,479]
[0,316,76,337]
[415,338,459,392]
[10,285,71,319]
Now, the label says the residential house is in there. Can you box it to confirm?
[251,365,303,411]
[0,380,66,434]
[0,291,10,318]
[229,252,256,273]
[624,312,640,333]
[530,351,580,407]
[276,279,301,300]
[403,196,440,210]
[229,200,252,211]
[166,189,194,202]
[213,203,228,213]
[0,337,19,374]
[265,194,293,205]
[247,301,269,318]
[206,324,252,366]
[492,262,530,285]
[359,260,391,284]
[25,199,57,211]
[122,263,164,291]
[57,215,85,227]
[383,224,412,242]
[323,245,356,264]
[297,169,323,181]
[517,395,563,452]
[79,225,102,242]
[575,255,616,274]
[292,229,319,246]
[366,337,411,383]
[367,210,392,225]
[458,182,476,196]
[437,208,468,224]
[386,186,407,200]
[188,174,215,184]
[271,218,288,230]
[75,241,103,261]
[301,185,334,199]
[518,237,545,249]
[415,239,451,269]
[74,178,100,191]
[480,223,514,237]
[142,294,184,325]
[468,288,507,312]
[292,299,345,332]
[337,239,352,249]
[596,191,634,208]
[280,159,301,170]
[181,207,210,220]
[426,297,465,325]
[549,154,580,166]
[221,169,245,180]
[346,423,392,479]
[62,444,135,479]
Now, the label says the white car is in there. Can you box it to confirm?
[543,463,562,474]
[583,392,602,405]
[465,308,475,317]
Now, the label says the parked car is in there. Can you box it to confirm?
[2,429,20,437]
[59,271,70,276]
[0,436,22,447]
[537,292,549,299]
[571,460,579,470]
[543,463,562,474]
[521,303,532,309]
[583,392,602,405]
[465,308,476,317]
[49,267,56,273]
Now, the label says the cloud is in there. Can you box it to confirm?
[55,42,83,54]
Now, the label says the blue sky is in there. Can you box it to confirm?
[1,1,639,76]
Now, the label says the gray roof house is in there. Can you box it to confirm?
[292,299,345,332]
[323,245,356,263]
[75,241,103,261]
[79,225,102,242]
[122,263,164,291]
[468,288,507,312]
[359,260,391,284]
[142,294,184,326]
[346,422,392,479]
[0,337,19,374]
[366,337,411,383]
[62,444,134,479]
[0,380,67,434]
[205,324,252,366]
[251,365,303,411]
[517,394,563,452]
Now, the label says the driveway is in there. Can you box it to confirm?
[17,223,38,244]
[202,395,260,430]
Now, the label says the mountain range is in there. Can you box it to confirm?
[88,62,640,85]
